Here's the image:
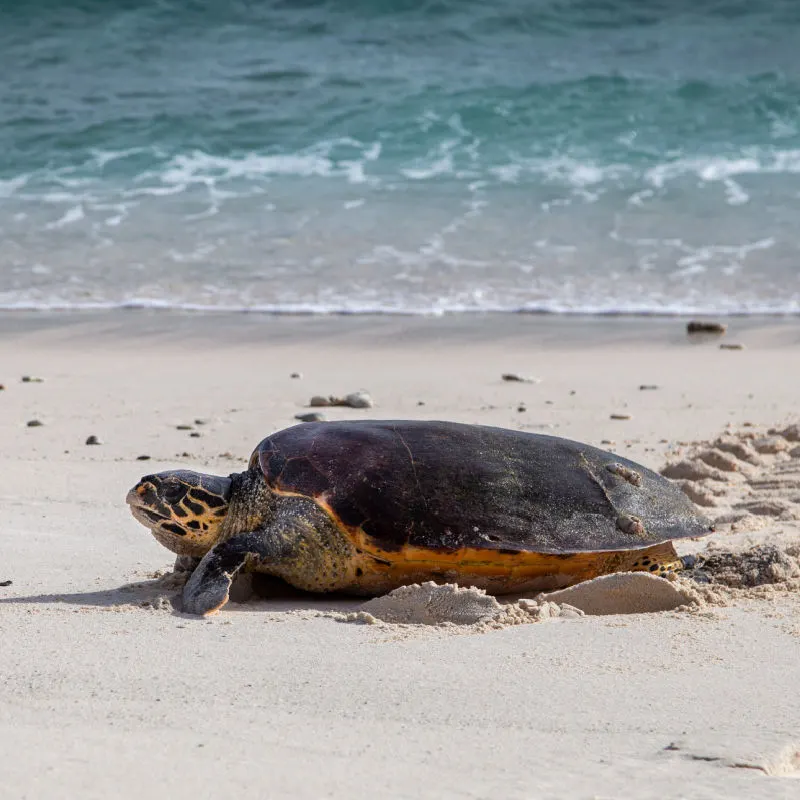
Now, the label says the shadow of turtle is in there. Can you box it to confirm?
[0,573,366,617]
[0,577,183,612]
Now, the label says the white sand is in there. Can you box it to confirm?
[2,312,800,799]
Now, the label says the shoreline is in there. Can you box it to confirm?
[2,308,800,350]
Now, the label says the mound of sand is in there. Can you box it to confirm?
[339,582,584,629]
[358,582,505,625]
[338,573,697,629]
[538,571,695,615]
[694,543,800,588]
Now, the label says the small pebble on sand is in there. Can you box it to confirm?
[136,455,151,461]
[0,384,5,391]
[290,372,302,379]
[343,391,373,408]
[639,384,659,391]
[309,391,374,409]
[687,321,727,335]
[194,419,207,425]
[610,413,631,420]
[189,432,201,438]
[176,424,193,430]
[719,343,745,350]
[26,419,43,427]
[517,404,526,413]
[85,435,102,445]
[295,412,326,423]
[417,400,425,406]
[0,580,12,587]
[502,373,537,383]
[21,376,44,383]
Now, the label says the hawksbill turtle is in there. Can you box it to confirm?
[126,420,712,615]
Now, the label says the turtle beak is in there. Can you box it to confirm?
[126,480,168,527]
[126,481,151,508]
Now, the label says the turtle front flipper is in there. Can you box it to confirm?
[182,495,360,614]
[182,532,276,616]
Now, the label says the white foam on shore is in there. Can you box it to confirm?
[3,298,800,317]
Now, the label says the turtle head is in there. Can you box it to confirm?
[126,470,232,556]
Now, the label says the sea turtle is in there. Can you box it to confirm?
[126,420,713,615]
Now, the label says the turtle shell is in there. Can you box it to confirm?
[251,420,712,554]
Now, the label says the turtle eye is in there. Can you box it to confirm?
[161,481,188,505]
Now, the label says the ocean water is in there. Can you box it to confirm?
[2,0,800,315]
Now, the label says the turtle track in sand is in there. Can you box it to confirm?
[660,424,800,596]
[660,423,800,526]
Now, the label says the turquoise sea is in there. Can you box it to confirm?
[2,1,800,314]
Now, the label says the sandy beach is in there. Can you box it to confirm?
[1,311,799,799]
